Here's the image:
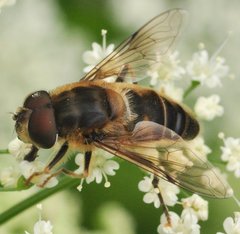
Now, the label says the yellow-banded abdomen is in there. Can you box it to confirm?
[125,89,199,140]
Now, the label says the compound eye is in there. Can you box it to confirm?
[25,91,57,149]
[28,107,57,148]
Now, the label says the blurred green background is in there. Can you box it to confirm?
[0,0,239,233]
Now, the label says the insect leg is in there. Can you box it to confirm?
[24,145,39,162]
[35,151,92,187]
[25,142,69,185]
[84,151,92,176]
[152,176,171,225]
[116,65,137,84]
[116,65,129,82]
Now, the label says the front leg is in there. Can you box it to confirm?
[25,142,69,186]
[24,145,39,162]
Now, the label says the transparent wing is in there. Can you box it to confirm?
[94,121,232,198]
[82,9,187,82]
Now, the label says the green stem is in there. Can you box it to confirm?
[183,80,201,99]
[0,149,9,154]
[0,177,79,225]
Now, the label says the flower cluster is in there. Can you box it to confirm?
[138,174,208,233]
[0,137,59,189]
[219,133,240,178]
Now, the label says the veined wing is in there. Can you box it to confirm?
[94,121,233,198]
[82,9,187,82]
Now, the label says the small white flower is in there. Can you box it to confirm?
[19,160,58,188]
[159,82,184,102]
[0,166,20,188]
[194,94,224,121]
[138,174,180,208]
[8,137,32,161]
[219,134,240,178]
[217,212,240,234]
[149,51,185,87]
[181,194,208,221]
[75,151,119,190]
[186,46,229,88]
[32,220,53,234]
[25,204,53,234]
[157,211,200,234]
[82,29,114,73]
[189,136,212,161]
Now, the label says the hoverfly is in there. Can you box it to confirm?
[14,9,232,221]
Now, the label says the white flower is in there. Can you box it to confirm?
[0,166,20,188]
[189,136,212,161]
[75,151,119,190]
[194,94,224,121]
[25,204,53,234]
[181,194,208,221]
[8,137,32,161]
[82,29,114,73]
[30,220,53,234]
[217,212,240,234]
[149,51,185,87]
[159,81,184,102]
[219,134,240,178]
[186,46,229,88]
[19,160,58,188]
[157,211,200,234]
[138,174,180,208]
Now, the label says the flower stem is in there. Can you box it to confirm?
[183,80,200,99]
[0,149,9,154]
[0,177,79,225]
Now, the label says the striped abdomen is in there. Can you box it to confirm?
[126,89,199,140]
